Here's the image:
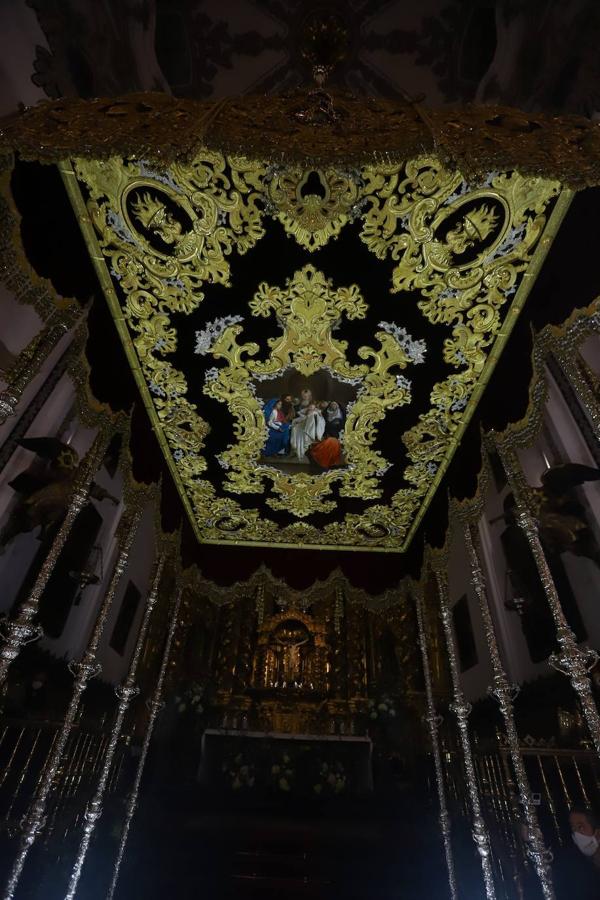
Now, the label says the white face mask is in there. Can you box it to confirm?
[573,831,599,856]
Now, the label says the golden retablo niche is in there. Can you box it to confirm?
[253,611,328,693]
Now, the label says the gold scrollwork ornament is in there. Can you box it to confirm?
[203,265,419,517]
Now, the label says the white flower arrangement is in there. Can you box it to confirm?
[313,760,346,795]
[271,753,295,792]
[367,694,397,721]
[173,681,205,716]
[222,753,255,790]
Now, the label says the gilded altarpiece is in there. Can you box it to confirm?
[210,589,381,735]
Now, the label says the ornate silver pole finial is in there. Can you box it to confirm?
[435,568,498,899]
[414,590,458,900]
[0,311,74,425]
[2,506,143,899]
[463,520,555,898]
[0,429,111,686]
[106,583,184,900]
[63,553,166,899]
[0,387,20,424]
[497,443,600,756]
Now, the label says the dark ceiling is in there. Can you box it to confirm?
[4,0,600,590]
[16,1,600,116]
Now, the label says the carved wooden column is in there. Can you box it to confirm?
[214,602,238,707]
[255,580,265,626]
[235,595,255,693]
[345,601,367,700]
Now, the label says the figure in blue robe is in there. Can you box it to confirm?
[263,398,291,457]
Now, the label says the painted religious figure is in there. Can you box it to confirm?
[263,398,294,456]
[258,371,353,471]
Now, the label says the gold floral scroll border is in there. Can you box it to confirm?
[0,159,186,557]
[60,155,571,552]
[202,265,416,518]
[193,170,573,552]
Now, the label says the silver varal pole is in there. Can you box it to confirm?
[0,309,75,424]
[0,430,110,685]
[415,590,458,900]
[106,582,183,900]
[435,568,498,900]
[498,444,600,756]
[64,553,167,899]
[3,507,142,900]
[464,520,555,899]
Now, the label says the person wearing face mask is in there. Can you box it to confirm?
[554,805,600,898]
[569,806,600,866]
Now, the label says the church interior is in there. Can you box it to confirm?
[2,2,600,897]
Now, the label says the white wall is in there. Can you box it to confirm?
[446,524,494,702]
[96,504,156,684]
[579,335,600,373]
[0,376,93,614]
[42,481,158,685]
[541,369,600,649]
[0,0,49,116]
[0,283,42,368]
[0,320,79,458]
[479,482,552,687]
[40,460,126,664]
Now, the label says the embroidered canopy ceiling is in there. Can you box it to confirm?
[3,92,589,553]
